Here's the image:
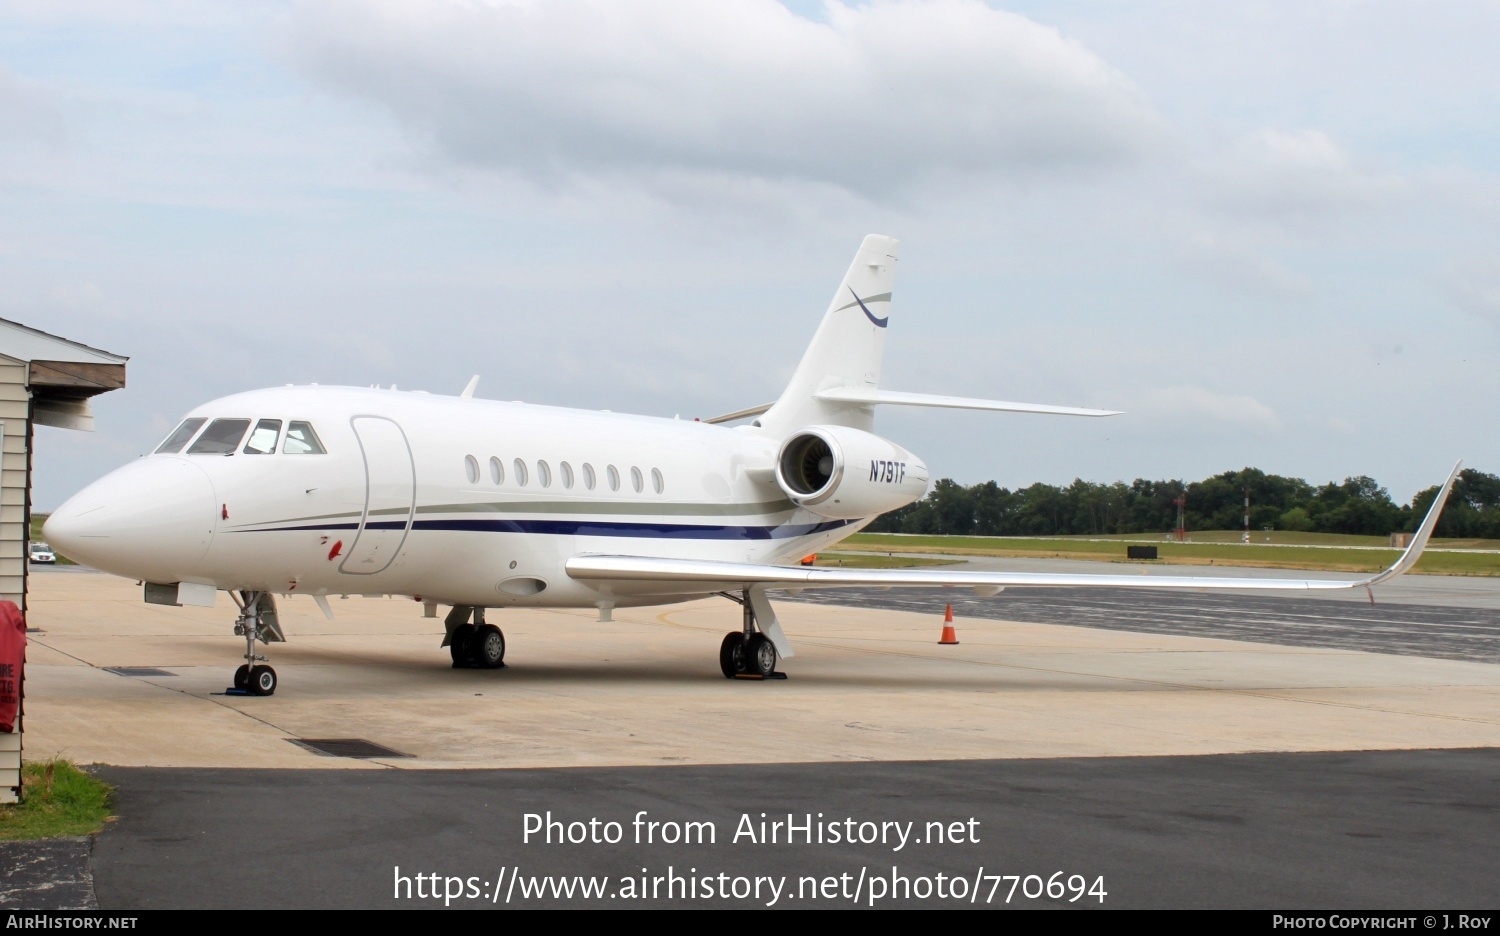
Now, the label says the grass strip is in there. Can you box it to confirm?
[841,535,1500,576]
[0,760,114,841]
[809,553,963,570]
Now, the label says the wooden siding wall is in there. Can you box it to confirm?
[0,356,23,802]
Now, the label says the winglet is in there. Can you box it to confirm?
[460,375,480,399]
[1361,460,1462,587]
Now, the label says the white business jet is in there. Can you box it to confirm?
[43,236,1460,696]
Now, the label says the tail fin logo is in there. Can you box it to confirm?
[846,287,889,328]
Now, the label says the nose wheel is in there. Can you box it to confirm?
[249,665,277,696]
[229,591,284,696]
[235,662,278,695]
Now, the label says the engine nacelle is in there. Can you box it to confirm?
[775,426,929,520]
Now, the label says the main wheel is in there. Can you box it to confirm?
[450,623,477,668]
[249,664,278,697]
[719,632,747,678]
[746,633,777,677]
[233,664,250,690]
[470,624,506,669]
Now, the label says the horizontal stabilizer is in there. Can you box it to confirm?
[814,387,1121,418]
[703,403,773,425]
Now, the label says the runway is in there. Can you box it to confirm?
[779,585,1500,664]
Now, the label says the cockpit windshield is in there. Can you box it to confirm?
[242,419,282,455]
[186,418,251,455]
[159,416,322,455]
[282,421,326,455]
[154,418,207,454]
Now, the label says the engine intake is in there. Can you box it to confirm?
[775,426,928,520]
[779,433,838,498]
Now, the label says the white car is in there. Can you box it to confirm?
[29,542,55,564]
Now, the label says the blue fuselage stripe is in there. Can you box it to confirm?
[237,518,853,540]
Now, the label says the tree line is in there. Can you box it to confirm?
[866,468,1500,539]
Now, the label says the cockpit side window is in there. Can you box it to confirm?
[186,418,252,454]
[242,419,283,455]
[155,418,207,454]
[282,421,326,455]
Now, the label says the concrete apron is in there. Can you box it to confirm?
[20,570,1500,770]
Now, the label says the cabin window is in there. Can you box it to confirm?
[186,418,251,455]
[607,465,620,492]
[560,461,574,489]
[514,458,529,487]
[537,460,552,488]
[583,463,596,490]
[155,418,207,454]
[283,422,326,455]
[243,419,282,455]
[651,467,664,495]
[489,457,503,485]
[465,455,480,484]
[631,466,644,493]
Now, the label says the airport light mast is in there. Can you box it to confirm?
[1244,486,1251,544]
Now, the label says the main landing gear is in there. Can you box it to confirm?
[718,589,782,679]
[229,591,285,696]
[445,606,506,669]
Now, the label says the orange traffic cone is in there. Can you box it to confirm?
[938,604,959,645]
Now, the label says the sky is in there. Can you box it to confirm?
[9,0,1500,511]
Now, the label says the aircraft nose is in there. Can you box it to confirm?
[44,457,217,581]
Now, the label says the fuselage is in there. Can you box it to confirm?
[44,386,898,609]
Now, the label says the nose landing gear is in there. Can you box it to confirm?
[229,591,284,696]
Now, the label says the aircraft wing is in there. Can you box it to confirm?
[567,461,1462,596]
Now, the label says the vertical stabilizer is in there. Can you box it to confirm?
[759,235,899,436]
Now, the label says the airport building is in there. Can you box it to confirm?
[0,318,126,803]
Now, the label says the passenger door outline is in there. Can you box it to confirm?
[339,416,415,576]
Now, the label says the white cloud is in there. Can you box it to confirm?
[1132,385,1281,433]
[0,1,243,27]
[1177,231,1312,300]
[45,280,108,312]
[1201,128,1405,222]
[0,66,65,149]
[284,0,1163,198]
[1440,260,1500,327]
[11,1,1500,510]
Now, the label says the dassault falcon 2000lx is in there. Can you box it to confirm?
[45,235,1460,696]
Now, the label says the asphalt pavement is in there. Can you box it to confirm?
[86,749,1500,910]
[780,585,1500,664]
